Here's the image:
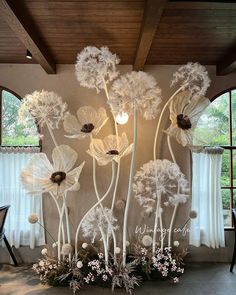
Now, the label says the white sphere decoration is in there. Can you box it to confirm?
[115,247,121,254]
[115,112,129,125]
[82,242,88,249]
[142,235,153,247]
[41,248,47,255]
[76,261,83,269]
[173,240,180,247]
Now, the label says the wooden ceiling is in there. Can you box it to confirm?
[0,0,236,75]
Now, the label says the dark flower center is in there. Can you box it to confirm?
[81,123,94,133]
[106,150,119,155]
[50,171,66,185]
[176,114,192,130]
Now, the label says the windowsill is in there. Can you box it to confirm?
[224,227,234,231]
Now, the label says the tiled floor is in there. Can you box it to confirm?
[0,263,235,295]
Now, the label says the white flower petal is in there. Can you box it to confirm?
[52,145,78,172]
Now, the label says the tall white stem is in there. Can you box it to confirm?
[92,157,117,261]
[122,107,138,266]
[45,121,59,148]
[63,193,71,261]
[153,86,184,161]
[111,160,120,212]
[152,196,161,254]
[168,204,178,248]
[167,135,176,164]
[58,202,65,261]
[75,161,115,255]
[99,226,109,264]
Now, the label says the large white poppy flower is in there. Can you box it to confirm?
[21,145,85,197]
[165,91,210,147]
[171,62,211,96]
[75,46,120,92]
[87,132,133,166]
[63,106,108,139]
[108,71,162,120]
[133,159,189,213]
[18,90,67,129]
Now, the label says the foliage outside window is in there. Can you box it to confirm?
[194,88,236,228]
[0,87,39,146]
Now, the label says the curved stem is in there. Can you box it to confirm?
[37,221,56,243]
[160,209,164,251]
[63,193,71,260]
[153,86,184,161]
[152,196,161,254]
[50,193,65,244]
[45,121,59,148]
[99,226,109,264]
[58,202,65,261]
[75,161,115,255]
[168,204,178,248]
[122,107,138,266]
[167,135,177,164]
[111,160,120,212]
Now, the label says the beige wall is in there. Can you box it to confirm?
[0,63,235,263]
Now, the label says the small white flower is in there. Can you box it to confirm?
[28,213,38,224]
[173,241,180,247]
[82,242,88,249]
[61,243,72,255]
[173,277,179,283]
[76,261,83,269]
[41,248,47,256]
[115,247,121,254]
[142,235,153,247]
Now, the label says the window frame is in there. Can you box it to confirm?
[210,87,236,229]
[0,86,41,149]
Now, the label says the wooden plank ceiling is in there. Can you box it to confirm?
[0,0,236,75]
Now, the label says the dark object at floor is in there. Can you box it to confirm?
[230,208,236,272]
[0,205,18,266]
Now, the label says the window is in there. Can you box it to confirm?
[194,88,236,228]
[0,87,44,249]
[0,87,39,146]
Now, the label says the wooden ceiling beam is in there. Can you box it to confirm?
[133,0,168,71]
[216,45,236,75]
[0,0,56,74]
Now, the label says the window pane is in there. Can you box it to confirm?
[221,150,230,187]
[2,90,39,146]
[222,189,231,227]
[194,92,230,146]
[232,90,236,146]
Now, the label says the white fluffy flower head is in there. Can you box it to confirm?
[18,90,67,129]
[76,261,83,269]
[41,248,47,256]
[61,243,72,255]
[82,207,118,243]
[171,62,211,96]
[75,46,120,92]
[109,71,162,120]
[28,213,38,224]
[133,159,189,212]
[142,235,153,247]
[82,242,88,249]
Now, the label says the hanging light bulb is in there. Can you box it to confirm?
[115,112,129,125]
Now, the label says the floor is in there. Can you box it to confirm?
[0,263,235,295]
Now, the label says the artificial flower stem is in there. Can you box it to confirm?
[58,202,66,261]
[111,160,120,212]
[122,106,138,266]
[92,156,117,261]
[37,221,56,243]
[152,196,160,254]
[63,193,71,261]
[75,161,115,256]
[168,204,178,248]
[159,208,164,251]
[99,226,109,264]
[50,193,65,246]
[45,120,59,148]
[153,86,184,161]
[167,135,177,164]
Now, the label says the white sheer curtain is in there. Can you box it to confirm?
[190,147,225,248]
[0,147,45,249]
